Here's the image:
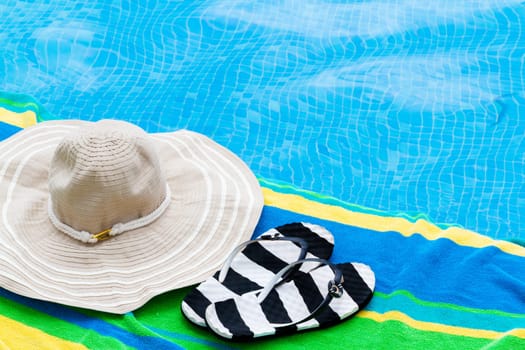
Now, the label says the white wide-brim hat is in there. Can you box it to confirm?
[0,119,263,313]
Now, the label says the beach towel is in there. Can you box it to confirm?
[0,100,524,349]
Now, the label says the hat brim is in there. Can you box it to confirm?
[0,120,263,313]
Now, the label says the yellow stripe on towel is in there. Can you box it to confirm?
[262,188,525,257]
[0,315,86,350]
[359,310,525,340]
[0,107,37,128]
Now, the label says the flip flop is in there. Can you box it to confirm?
[181,223,335,327]
[204,258,375,340]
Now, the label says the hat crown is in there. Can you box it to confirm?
[48,120,168,236]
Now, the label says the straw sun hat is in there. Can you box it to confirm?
[0,119,263,313]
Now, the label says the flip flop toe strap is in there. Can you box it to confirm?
[257,258,343,329]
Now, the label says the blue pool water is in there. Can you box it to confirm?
[1,0,524,240]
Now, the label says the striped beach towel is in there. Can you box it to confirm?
[0,98,523,349]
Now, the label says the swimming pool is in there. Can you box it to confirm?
[1,0,524,240]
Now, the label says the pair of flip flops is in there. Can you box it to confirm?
[181,222,375,340]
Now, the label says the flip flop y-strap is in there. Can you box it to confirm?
[255,258,344,327]
[205,258,375,340]
[182,223,335,327]
[217,235,308,283]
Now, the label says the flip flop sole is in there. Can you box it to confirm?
[205,261,375,340]
[181,222,335,326]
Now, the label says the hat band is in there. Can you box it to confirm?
[48,184,172,244]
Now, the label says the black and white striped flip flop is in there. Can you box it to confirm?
[204,258,375,340]
[181,223,335,327]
